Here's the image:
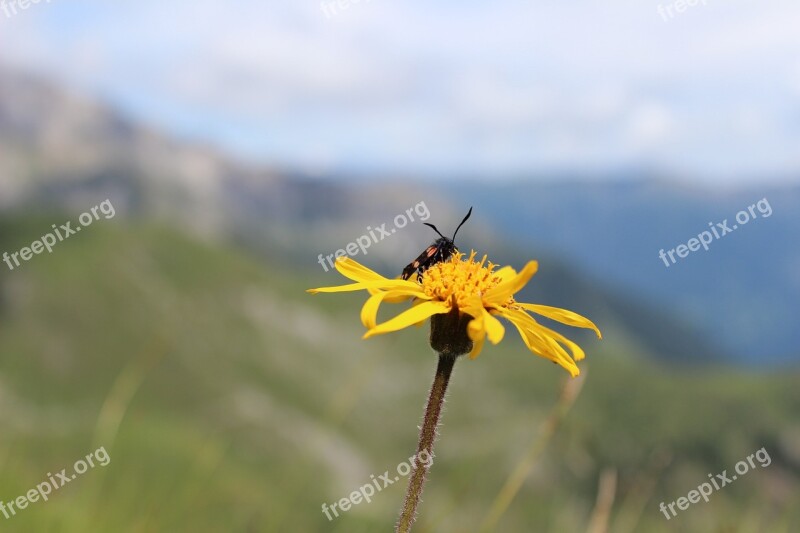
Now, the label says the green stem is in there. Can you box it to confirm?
[396,353,457,533]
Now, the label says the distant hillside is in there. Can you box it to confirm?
[0,67,444,243]
[0,216,797,532]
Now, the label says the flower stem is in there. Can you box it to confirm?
[396,353,457,533]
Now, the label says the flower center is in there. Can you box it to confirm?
[421,251,502,309]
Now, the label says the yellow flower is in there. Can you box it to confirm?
[307,251,601,377]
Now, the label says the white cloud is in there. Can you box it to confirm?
[1,0,799,180]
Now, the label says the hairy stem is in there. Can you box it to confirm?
[396,353,457,533]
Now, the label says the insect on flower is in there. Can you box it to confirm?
[401,207,473,281]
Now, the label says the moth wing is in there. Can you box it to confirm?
[401,245,440,280]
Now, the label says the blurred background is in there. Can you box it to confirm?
[1,1,799,531]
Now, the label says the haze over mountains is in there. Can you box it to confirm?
[1,66,797,365]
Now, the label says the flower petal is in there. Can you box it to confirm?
[363,300,451,338]
[307,279,422,294]
[483,260,538,306]
[461,295,486,322]
[468,314,485,342]
[483,309,505,344]
[518,303,602,339]
[528,320,588,362]
[410,298,433,327]
[468,331,485,359]
[360,293,385,329]
[501,308,580,376]
[533,330,581,376]
[492,265,517,282]
[381,291,419,303]
[307,257,424,294]
[335,257,389,283]
[360,290,430,329]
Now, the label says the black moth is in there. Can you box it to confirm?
[401,207,473,281]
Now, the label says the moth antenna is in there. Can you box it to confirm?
[423,223,446,239]
[451,207,473,242]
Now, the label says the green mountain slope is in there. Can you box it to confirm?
[0,216,797,532]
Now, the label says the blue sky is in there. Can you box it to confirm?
[1,0,799,182]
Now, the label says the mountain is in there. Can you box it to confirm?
[0,68,458,254]
[0,65,741,364]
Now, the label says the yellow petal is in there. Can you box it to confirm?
[382,292,418,303]
[307,279,422,294]
[364,300,451,338]
[366,284,421,303]
[334,257,389,283]
[518,303,602,339]
[360,293,385,329]
[483,260,538,306]
[410,298,434,327]
[306,257,423,294]
[502,308,580,376]
[483,309,505,344]
[528,320,587,361]
[527,328,580,376]
[460,296,485,321]
[492,265,517,282]
[360,290,431,329]
[467,314,485,342]
[468,331,485,359]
